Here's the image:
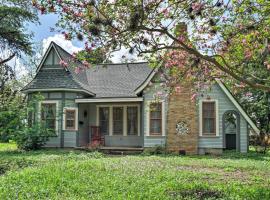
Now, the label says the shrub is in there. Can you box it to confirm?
[142,145,166,155]
[250,133,270,154]
[13,123,53,150]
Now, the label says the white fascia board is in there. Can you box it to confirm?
[22,88,95,96]
[216,79,260,134]
[75,97,143,103]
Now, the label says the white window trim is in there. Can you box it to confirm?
[62,107,78,131]
[38,100,59,135]
[199,99,219,137]
[96,104,141,136]
[146,100,166,137]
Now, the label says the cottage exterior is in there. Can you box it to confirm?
[22,42,259,154]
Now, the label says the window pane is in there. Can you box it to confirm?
[203,102,215,118]
[127,107,138,135]
[150,103,161,118]
[113,107,123,135]
[150,119,161,134]
[66,110,75,120]
[66,120,75,129]
[99,107,109,135]
[203,118,215,133]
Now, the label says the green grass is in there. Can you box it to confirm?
[0,143,269,199]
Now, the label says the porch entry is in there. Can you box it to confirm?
[222,110,240,151]
[78,102,143,147]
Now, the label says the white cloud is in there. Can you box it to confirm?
[42,34,82,55]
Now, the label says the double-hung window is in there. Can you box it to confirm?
[63,108,77,130]
[149,103,162,135]
[113,107,124,135]
[41,103,57,133]
[127,106,138,135]
[201,101,218,136]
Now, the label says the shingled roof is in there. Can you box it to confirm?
[22,42,154,98]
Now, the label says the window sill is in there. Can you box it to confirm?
[63,129,78,132]
[147,135,164,137]
[199,135,220,138]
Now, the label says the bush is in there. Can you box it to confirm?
[142,145,166,155]
[250,133,270,154]
[13,123,53,150]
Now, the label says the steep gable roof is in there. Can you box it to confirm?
[22,42,153,97]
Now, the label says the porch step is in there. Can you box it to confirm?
[99,147,144,155]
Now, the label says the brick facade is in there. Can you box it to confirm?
[166,85,198,154]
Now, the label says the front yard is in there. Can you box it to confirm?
[0,143,269,199]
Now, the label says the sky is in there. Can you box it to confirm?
[25,13,140,63]
[10,13,140,78]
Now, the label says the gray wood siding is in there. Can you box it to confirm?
[143,82,168,147]
[36,92,79,148]
[197,84,248,153]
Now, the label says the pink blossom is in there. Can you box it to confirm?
[192,2,204,12]
[82,60,91,68]
[244,50,252,59]
[191,93,197,102]
[59,60,68,67]
[175,86,181,93]
[156,91,163,96]
[245,92,252,97]
[162,8,170,17]
[75,67,81,74]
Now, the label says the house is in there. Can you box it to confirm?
[22,42,260,154]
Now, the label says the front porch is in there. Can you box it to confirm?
[76,98,144,148]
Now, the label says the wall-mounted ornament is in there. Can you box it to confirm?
[176,121,189,135]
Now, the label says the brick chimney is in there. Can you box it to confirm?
[166,22,199,155]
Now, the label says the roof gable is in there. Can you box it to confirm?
[36,42,63,72]
[216,79,260,134]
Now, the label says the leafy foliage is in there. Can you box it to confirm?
[13,123,54,150]
[34,0,270,91]
[0,0,38,65]
[0,84,25,142]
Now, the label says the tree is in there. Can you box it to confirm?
[75,47,110,64]
[0,0,38,66]
[34,0,270,91]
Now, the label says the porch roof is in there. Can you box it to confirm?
[75,97,143,103]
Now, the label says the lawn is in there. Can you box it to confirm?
[0,143,269,200]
